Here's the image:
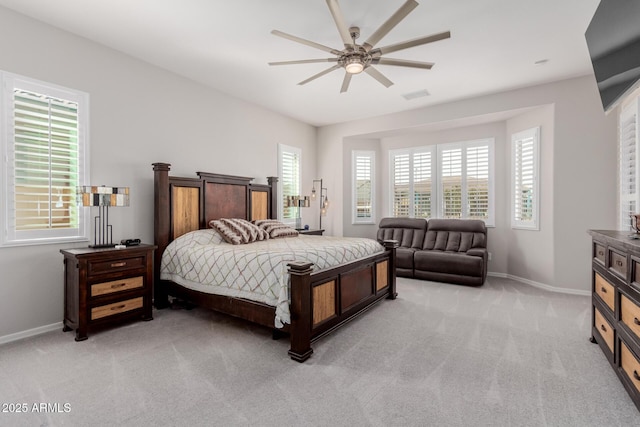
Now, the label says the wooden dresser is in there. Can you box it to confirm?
[589,230,640,410]
[61,244,156,341]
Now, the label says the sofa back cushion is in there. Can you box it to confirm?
[423,219,486,252]
[377,217,427,249]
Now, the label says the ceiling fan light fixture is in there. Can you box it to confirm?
[345,57,364,74]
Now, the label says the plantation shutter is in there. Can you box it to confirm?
[392,153,410,217]
[413,151,432,218]
[2,72,89,246]
[466,144,489,220]
[353,151,374,222]
[620,102,639,230]
[441,147,463,218]
[12,89,80,231]
[511,127,539,229]
[281,149,300,220]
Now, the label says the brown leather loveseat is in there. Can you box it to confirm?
[377,217,488,286]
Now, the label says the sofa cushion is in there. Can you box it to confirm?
[377,217,427,249]
[414,250,484,278]
[396,247,417,271]
[423,219,486,251]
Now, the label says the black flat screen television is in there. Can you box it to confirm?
[585,0,640,113]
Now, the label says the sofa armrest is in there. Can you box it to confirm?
[466,248,487,258]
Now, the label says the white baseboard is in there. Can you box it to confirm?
[487,272,590,297]
[0,322,63,345]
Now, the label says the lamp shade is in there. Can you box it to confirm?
[78,186,129,207]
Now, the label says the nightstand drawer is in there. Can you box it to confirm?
[622,294,640,342]
[91,297,144,320]
[92,276,143,297]
[621,341,640,395]
[595,272,615,312]
[88,256,145,276]
[594,307,614,353]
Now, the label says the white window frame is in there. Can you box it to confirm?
[511,127,540,230]
[389,146,436,219]
[0,71,90,246]
[619,97,640,231]
[352,150,375,224]
[277,143,301,226]
[389,139,494,226]
[437,138,495,226]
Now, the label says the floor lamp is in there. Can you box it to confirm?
[311,179,329,230]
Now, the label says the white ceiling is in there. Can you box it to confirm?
[0,0,601,126]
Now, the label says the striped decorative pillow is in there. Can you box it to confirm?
[209,218,269,244]
[253,219,299,238]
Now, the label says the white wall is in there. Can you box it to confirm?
[505,105,555,286]
[317,76,617,293]
[0,7,316,340]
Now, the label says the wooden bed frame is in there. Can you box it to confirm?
[153,162,398,362]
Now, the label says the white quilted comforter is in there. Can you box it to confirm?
[160,229,384,327]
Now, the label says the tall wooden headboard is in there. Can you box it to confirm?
[152,163,278,286]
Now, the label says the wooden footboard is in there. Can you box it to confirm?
[288,240,398,362]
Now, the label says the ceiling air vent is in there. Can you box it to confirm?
[402,89,430,100]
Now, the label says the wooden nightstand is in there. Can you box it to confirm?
[61,244,156,341]
[297,229,324,236]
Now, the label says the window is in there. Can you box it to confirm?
[511,127,540,230]
[619,98,640,231]
[390,147,435,218]
[390,139,494,225]
[277,143,301,225]
[0,72,89,246]
[352,151,375,224]
[438,140,493,224]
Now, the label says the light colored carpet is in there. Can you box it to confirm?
[1,276,638,426]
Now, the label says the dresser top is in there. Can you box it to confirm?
[589,230,640,252]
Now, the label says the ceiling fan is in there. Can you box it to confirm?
[268,0,451,93]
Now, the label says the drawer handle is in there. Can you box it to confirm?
[600,324,607,333]
[111,262,126,268]
[598,250,604,256]
[111,304,126,311]
[600,287,607,294]
[635,317,640,326]
[616,260,623,267]
[635,371,640,381]
[111,283,127,289]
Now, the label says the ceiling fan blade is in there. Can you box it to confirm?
[372,31,451,56]
[372,58,434,69]
[363,0,418,51]
[326,0,354,48]
[298,64,342,86]
[340,73,352,93]
[364,66,394,88]
[269,58,339,66]
[271,30,342,55]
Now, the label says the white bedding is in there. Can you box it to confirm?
[160,229,385,327]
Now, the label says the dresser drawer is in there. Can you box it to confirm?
[622,294,640,342]
[91,297,144,320]
[595,272,615,312]
[594,307,614,353]
[609,249,627,279]
[88,256,145,276]
[620,341,640,395]
[91,276,143,297]
[594,243,605,265]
